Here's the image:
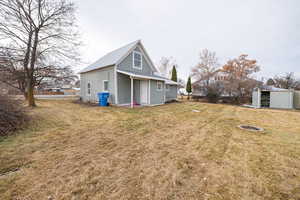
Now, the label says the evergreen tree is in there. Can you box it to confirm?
[186,76,192,100]
[171,65,178,82]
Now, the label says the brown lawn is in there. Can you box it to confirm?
[0,100,300,200]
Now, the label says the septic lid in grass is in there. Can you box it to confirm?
[238,125,264,132]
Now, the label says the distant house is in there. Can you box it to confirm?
[37,81,79,95]
[192,71,262,98]
[252,86,300,109]
[192,71,228,96]
[79,40,178,107]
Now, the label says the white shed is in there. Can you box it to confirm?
[252,86,296,109]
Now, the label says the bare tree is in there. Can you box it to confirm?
[273,72,299,89]
[0,0,80,107]
[177,78,185,89]
[191,49,219,87]
[158,57,176,78]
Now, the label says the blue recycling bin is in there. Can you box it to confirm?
[97,92,110,106]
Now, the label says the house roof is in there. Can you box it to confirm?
[117,70,178,85]
[117,70,166,81]
[79,40,158,73]
[164,79,178,85]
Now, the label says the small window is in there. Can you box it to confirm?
[133,51,142,69]
[87,83,91,95]
[165,84,170,91]
[103,80,109,91]
[157,81,163,91]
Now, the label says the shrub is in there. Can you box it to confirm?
[0,94,28,136]
[206,83,224,103]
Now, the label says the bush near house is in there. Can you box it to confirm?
[0,94,28,136]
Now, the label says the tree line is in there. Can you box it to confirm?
[159,49,299,104]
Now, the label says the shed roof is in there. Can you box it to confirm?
[260,86,291,92]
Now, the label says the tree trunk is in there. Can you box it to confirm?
[26,30,39,108]
[27,79,36,107]
[23,91,28,100]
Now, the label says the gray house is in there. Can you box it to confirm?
[79,40,178,107]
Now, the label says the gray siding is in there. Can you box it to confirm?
[80,66,115,103]
[117,72,131,104]
[165,85,177,102]
[270,91,293,109]
[150,80,165,104]
[117,73,141,104]
[134,79,140,104]
[117,45,154,76]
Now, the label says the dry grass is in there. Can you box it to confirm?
[1,100,300,200]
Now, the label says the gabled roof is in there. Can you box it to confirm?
[79,40,158,73]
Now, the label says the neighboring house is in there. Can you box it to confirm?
[79,40,178,107]
[252,86,300,109]
[192,71,262,98]
[192,71,228,96]
[37,79,80,95]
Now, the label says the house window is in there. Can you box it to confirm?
[165,84,170,91]
[157,81,163,91]
[103,80,109,91]
[133,51,142,69]
[87,82,91,95]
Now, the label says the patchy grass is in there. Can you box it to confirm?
[0,100,300,200]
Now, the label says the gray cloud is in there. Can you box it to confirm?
[74,0,300,80]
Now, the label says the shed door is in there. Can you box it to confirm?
[140,80,148,104]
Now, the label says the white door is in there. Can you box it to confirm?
[140,80,148,104]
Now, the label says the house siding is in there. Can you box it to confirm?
[134,79,141,104]
[166,85,178,102]
[117,72,131,104]
[117,46,153,77]
[150,80,165,104]
[80,66,115,103]
[117,72,141,105]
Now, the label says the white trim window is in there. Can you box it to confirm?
[103,80,109,91]
[157,81,163,91]
[133,51,142,70]
[165,84,170,91]
[87,82,91,96]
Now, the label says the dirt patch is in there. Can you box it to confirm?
[238,125,264,132]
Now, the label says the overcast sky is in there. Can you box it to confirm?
[74,0,300,81]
